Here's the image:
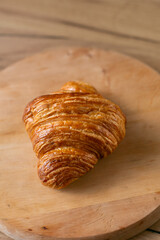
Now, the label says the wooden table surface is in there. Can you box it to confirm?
[0,0,159,239]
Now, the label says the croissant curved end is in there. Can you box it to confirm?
[23,81,126,189]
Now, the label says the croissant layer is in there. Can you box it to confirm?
[23,81,126,189]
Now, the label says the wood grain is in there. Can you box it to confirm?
[131,230,160,240]
[0,230,159,240]
[150,220,160,232]
[0,0,160,71]
[0,1,160,239]
[0,232,11,240]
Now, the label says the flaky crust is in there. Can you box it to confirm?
[23,81,126,189]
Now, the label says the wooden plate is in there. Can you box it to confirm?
[0,47,160,240]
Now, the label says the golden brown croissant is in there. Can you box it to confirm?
[23,81,126,189]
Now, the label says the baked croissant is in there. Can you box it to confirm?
[23,81,126,189]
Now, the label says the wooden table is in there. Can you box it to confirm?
[0,1,159,239]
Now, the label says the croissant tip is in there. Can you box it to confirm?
[60,81,98,94]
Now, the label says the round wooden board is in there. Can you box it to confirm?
[0,47,160,240]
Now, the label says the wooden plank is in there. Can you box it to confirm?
[0,35,160,72]
[131,230,160,239]
[0,231,11,240]
[0,0,160,41]
[150,220,160,232]
[0,0,160,71]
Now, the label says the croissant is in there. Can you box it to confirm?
[23,81,126,189]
